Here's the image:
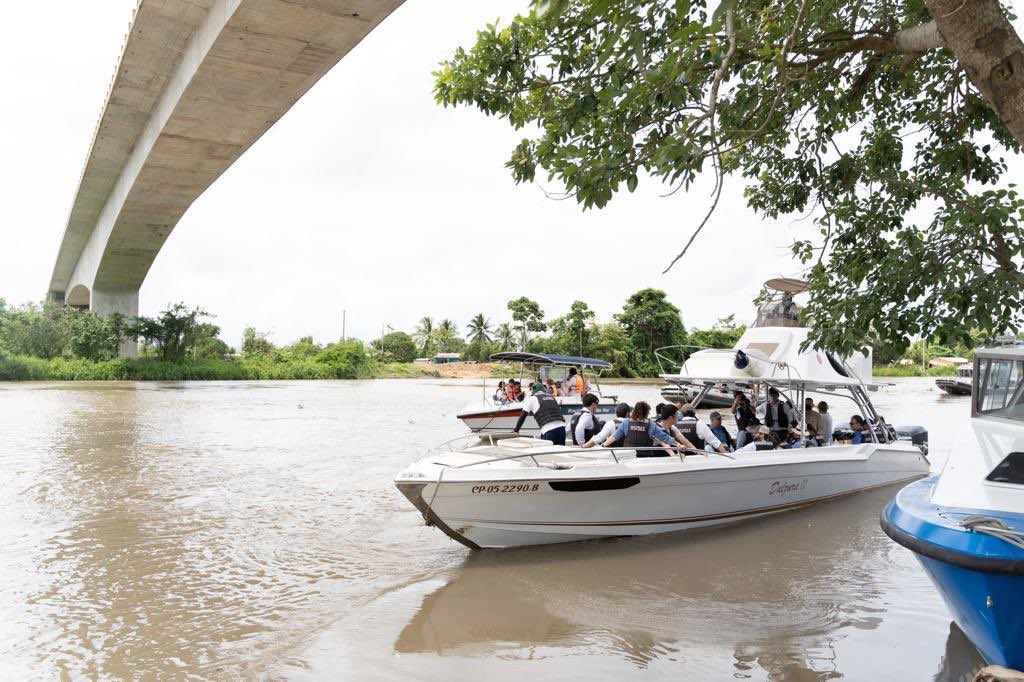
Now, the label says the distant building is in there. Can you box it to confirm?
[431,353,462,365]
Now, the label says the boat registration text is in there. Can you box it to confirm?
[471,483,540,494]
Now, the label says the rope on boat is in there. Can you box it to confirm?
[423,466,446,527]
[961,515,1024,551]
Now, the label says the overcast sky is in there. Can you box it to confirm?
[1,1,829,347]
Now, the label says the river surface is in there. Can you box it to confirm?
[0,377,987,680]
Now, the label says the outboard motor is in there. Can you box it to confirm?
[895,425,929,456]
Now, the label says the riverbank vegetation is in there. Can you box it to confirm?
[0,291,998,382]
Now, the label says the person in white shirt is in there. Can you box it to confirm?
[817,400,834,445]
[674,403,727,454]
[582,402,631,448]
[571,393,603,446]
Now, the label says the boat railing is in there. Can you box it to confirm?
[654,344,723,376]
[426,432,736,468]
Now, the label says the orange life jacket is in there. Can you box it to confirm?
[504,385,517,401]
[574,374,585,395]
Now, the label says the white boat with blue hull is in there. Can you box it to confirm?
[882,344,1024,669]
[396,323,930,549]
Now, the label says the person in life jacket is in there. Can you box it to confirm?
[654,404,700,454]
[759,387,794,441]
[602,401,675,456]
[673,402,728,454]
[570,393,604,446]
[503,380,519,403]
[513,382,567,445]
[737,425,776,451]
[566,367,586,396]
[581,402,631,448]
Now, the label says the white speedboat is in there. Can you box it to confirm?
[396,307,930,549]
[456,352,618,434]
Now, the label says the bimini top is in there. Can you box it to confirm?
[489,352,612,369]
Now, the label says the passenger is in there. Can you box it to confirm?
[583,402,631,448]
[817,401,834,445]
[737,425,775,451]
[786,421,821,448]
[555,380,568,397]
[603,401,675,456]
[503,380,517,403]
[736,416,762,449]
[676,404,728,454]
[512,380,525,402]
[732,392,756,434]
[512,382,567,445]
[849,414,870,444]
[804,398,823,436]
[655,404,700,453]
[707,411,735,451]
[545,378,557,395]
[759,388,793,442]
[495,380,507,404]
[767,431,783,449]
[877,414,897,440]
[567,367,586,396]
[571,393,604,446]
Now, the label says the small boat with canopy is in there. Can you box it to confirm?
[456,352,618,435]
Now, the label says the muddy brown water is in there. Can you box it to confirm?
[0,378,987,679]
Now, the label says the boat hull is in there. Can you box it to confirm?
[935,378,972,396]
[881,477,1024,668]
[398,444,929,549]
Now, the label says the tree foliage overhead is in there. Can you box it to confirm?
[434,0,1024,355]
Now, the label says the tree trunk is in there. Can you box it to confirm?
[924,0,1024,148]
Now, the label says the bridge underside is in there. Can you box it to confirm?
[50,0,405,354]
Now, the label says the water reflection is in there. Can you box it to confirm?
[396,484,961,678]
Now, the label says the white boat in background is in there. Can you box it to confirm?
[396,281,931,549]
[456,352,618,435]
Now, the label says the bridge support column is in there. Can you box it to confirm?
[91,289,139,358]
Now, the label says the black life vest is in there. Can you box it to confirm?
[606,418,626,447]
[625,419,654,450]
[764,402,788,430]
[678,417,705,449]
[735,405,754,430]
[531,392,564,428]
[570,409,604,446]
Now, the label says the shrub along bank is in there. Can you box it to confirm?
[873,365,957,377]
[0,345,384,382]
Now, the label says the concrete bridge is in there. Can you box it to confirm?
[49,0,404,354]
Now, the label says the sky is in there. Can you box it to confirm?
[1,1,818,348]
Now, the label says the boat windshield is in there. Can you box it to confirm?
[976,357,1024,421]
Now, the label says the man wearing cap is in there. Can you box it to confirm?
[738,425,776,451]
[758,387,793,442]
[513,381,567,445]
[707,411,735,451]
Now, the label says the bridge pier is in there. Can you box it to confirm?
[91,289,138,358]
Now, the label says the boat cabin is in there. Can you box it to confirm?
[973,344,1024,423]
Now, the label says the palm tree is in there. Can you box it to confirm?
[413,316,434,354]
[465,313,492,344]
[433,319,459,353]
[495,323,515,351]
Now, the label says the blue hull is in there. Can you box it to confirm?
[881,477,1024,669]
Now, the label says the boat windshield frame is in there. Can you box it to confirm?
[972,347,1024,423]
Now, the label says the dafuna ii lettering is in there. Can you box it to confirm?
[769,479,808,497]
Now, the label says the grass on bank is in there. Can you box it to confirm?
[873,364,956,377]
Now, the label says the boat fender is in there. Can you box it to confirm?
[734,350,749,371]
